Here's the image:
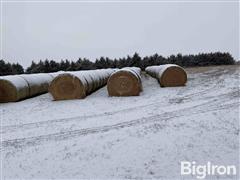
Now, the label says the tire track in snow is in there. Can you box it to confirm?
[0,101,165,133]
[1,89,238,135]
[1,100,238,149]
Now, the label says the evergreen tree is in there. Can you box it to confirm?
[11,63,24,74]
[130,53,141,67]
[49,60,60,72]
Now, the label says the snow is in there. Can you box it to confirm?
[58,69,115,88]
[20,73,53,87]
[112,67,141,81]
[69,69,114,82]
[0,65,239,179]
[49,71,65,78]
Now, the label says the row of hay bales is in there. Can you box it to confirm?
[0,64,187,103]
[49,69,115,100]
[0,72,63,103]
[0,69,116,103]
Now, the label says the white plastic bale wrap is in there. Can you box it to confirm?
[145,64,187,87]
[49,69,115,100]
[107,67,142,96]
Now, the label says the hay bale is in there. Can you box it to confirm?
[0,73,56,103]
[49,73,87,100]
[107,67,142,96]
[145,64,187,87]
[20,73,53,97]
[49,69,115,101]
[0,75,29,103]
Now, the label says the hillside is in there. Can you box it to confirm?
[1,65,239,179]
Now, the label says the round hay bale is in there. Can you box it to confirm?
[0,72,66,103]
[122,67,143,91]
[145,64,187,87]
[20,73,53,97]
[107,67,142,96]
[0,75,29,103]
[94,70,104,88]
[49,69,115,100]
[81,71,96,95]
[49,73,87,100]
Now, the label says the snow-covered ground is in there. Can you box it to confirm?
[1,65,239,179]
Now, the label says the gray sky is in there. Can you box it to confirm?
[1,1,239,67]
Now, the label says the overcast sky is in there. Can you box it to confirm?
[1,1,239,67]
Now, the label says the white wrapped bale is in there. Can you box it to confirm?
[107,67,142,96]
[145,64,187,87]
[49,69,115,100]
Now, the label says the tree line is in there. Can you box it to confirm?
[0,60,24,76]
[0,52,236,76]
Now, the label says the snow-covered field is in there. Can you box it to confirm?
[1,65,239,179]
